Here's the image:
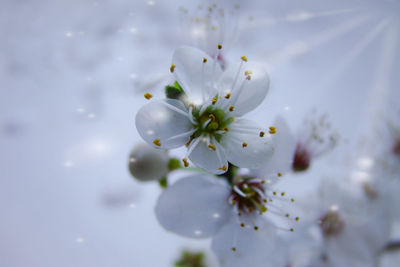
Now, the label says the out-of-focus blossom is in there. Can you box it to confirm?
[286,179,391,267]
[128,142,169,181]
[136,46,274,174]
[292,110,339,172]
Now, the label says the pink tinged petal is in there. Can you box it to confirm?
[135,99,194,149]
[172,46,222,104]
[188,137,229,174]
[211,217,285,267]
[217,62,270,116]
[155,174,231,239]
[251,116,296,178]
[221,119,275,169]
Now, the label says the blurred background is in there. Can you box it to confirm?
[0,0,399,266]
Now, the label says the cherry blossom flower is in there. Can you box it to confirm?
[286,179,391,267]
[292,110,339,172]
[136,46,274,174]
[128,142,169,181]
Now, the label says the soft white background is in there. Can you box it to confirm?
[1,0,399,266]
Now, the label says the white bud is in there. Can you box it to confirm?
[128,142,169,181]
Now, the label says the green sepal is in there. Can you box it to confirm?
[168,158,181,171]
[158,177,168,188]
[165,81,185,99]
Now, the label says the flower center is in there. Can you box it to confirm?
[230,178,267,215]
[319,211,344,237]
[192,105,233,139]
[292,143,311,172]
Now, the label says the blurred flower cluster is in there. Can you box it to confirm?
[127,1,400,267]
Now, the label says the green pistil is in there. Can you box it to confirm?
[192,106,233,137]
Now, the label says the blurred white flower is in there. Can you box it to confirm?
[155,173,292,267]
[292,110,339,172]
[136,46,273,174]
[128,142,169,181]
[287,179,391,267]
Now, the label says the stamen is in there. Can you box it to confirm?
[278,172,282,177]
[182,158,189,167]
[259,131,265,137]
[208,144,216,151]
[241,56,248,62]
[203,57,207,63]
[170,64,176,73]
[144,93,152,99]
[211,97,217,105]
[242,142,248,148]
[229,105,235,112]
[269,126,277,134]
[153,139,161,147]
[225,93,231,99]
[218,43,222,50]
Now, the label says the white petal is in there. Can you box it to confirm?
[155,174,232,238]
[251,116,296,178]
[217,62,269,116]
[188,137,229,175]
[221,119,274,169]
[172,46,222,104]
[135,99,193,149]
[211,217,285,267]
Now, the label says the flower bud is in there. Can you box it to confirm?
[128,142,169,181]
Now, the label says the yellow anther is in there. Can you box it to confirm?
[291,198,295,202]
[223,127,229,132]
[182,158,189,167]
[254,226,259,231]
[209,114,216,121]
[273,191,277,196]
[259,131,265,137]
[244,70,253,76]
[143,93,153,100]
[229,105,235,112]
[203,57,207,63]
[224,93,231,99]
[295,217,300,221]
[242,142,248,148]
[285,213,290,218]
[218,43,222,50]
[263,199,267,203]
[241,56,248,62]
[208,144,216,151]
[281,192,285,196]
[232,247,236,252]
[278,172,282,177]
[261,206,267,213]
[261,179,265,184]
[238,212,241,216]
[153,139,161,147]
[269,126,277,134]
[211,97,217,105]
[290,228,294,232]
[240,223,245,227]
[219,165,227,171]
[170,64,176,73]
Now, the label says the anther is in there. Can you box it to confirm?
[208,144,216,151]
[295,217,300,221]
[278,172,282,177]
[254,226,259,231]
[223,127,229,132]
[229,105,235,112]
[259,131,265,137]
[238,212,241,217]
[224,93,231,99]
[290,228,294,232]
[203,57,207,63]
[242,142,248,148]
[182,158,189,167]
[209,114,216,121]
[240,223,245,228]
[269,126,277,134]
[291,198,295,202]
[219,165,227,171]
[232,247,236,252]
[285,213,290,218]
[244,70,253,76]
[144,93,152,99]
[273,192,277,196]
[281,192,285,196]
[153,139,161,147]
[170,64,176,73]
[263,199,267,203]
[218,44,222,50]
[241,56,247,62]
[261,179,265,184]
[211,97,217,105]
